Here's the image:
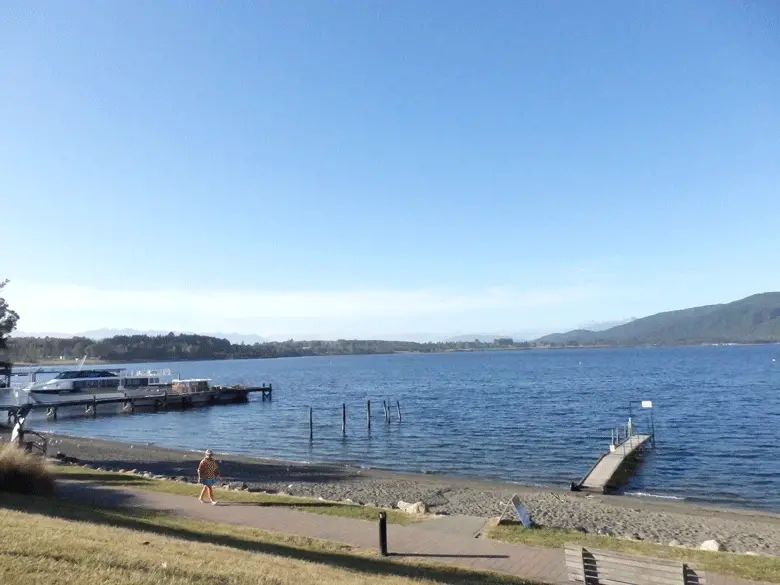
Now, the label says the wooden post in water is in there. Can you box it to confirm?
[396,400,402,423]
[383,400,389,423]
[366,400,371,430]
[342,403,347,435]
[309,406,313,441]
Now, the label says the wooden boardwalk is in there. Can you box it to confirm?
[0,384,272,421]
[575,433,652,494]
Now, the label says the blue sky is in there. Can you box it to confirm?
[2,1,779,340]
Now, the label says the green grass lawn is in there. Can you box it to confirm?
[54,464,418,524]
[0,492,533,585]
[488,521,780,584]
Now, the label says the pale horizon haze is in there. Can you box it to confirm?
[3,1,779,340]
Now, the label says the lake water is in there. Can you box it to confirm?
[13,345,780,511]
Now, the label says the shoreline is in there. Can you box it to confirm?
[4,429,780,556]
[27,425,777,516]
[8,341,780,367]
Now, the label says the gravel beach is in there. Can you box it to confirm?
[4,430,780,556]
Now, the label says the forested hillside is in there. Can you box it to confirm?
[536,293,780,346]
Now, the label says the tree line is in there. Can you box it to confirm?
[4,333,539,364]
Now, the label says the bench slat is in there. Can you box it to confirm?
[588,569,684,585]
[583,563,684,579]
[583,562,684,579]
[587,550,684,570]
[596,577,664,585]
[597,575,705,585]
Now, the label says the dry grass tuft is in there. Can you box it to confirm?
[0,443,55,496]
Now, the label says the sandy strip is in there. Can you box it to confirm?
[3,429,780,556]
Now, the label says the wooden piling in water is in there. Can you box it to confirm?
[366,400,371,430]
[342,403,347,435]
[396,400,402,423]
[383,400,389,422]
[309,406,313,441]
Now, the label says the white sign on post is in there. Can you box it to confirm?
[641,400,653,408]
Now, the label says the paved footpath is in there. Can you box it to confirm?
[59,482,770,585]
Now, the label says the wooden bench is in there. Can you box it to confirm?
[564,544,706,585]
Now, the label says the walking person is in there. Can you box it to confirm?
[197,449,220,505]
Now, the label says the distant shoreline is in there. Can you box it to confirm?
[8,341,779,367]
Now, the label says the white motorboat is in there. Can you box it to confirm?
[20,367,174,404]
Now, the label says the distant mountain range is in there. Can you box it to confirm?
[535,292,780,345]
[445,333,518,342]
[444,321,632,343]
[576,318,636,332]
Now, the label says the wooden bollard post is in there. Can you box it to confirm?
[396,400,402,423]
[378,512,388,556]
[342,403,346,435]
[366,400,371,430]
[309,406,313,441]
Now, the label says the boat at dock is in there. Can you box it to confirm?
[168,378,213,405]
[19,367,175,405]
[0,361,273,423]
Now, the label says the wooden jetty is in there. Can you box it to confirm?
[221,383,273,400]
[572,416,655,494]
[1,383,272,423]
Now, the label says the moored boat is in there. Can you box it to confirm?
[169,378,214,405]
[20,367,174,404]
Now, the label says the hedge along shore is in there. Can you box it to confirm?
[3,430,780,556]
